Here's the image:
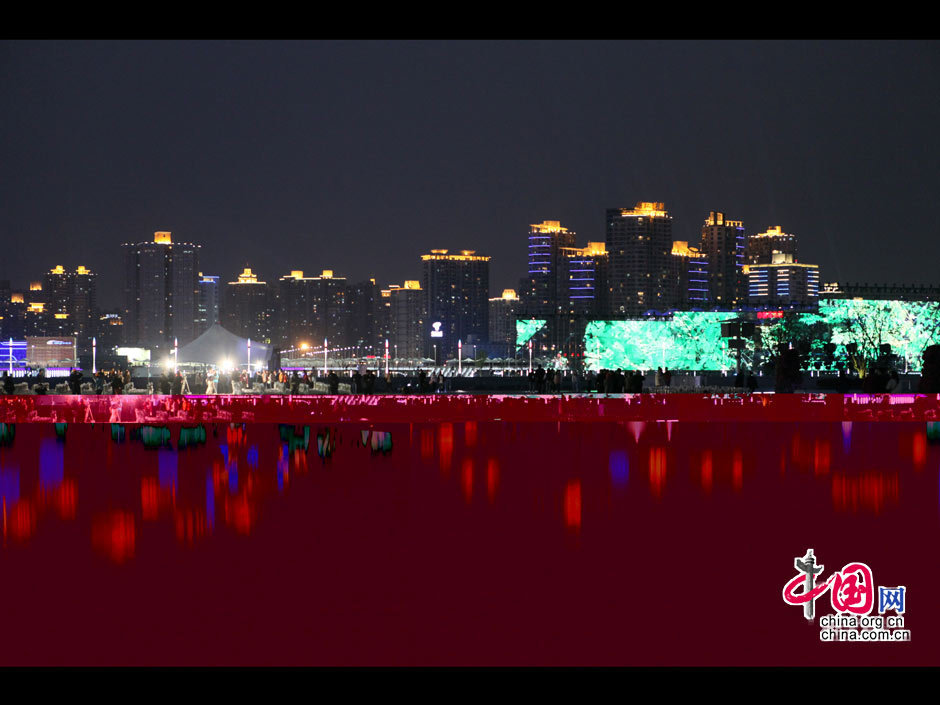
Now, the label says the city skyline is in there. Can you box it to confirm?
[3,41,939,307]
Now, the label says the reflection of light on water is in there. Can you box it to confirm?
[420,429,433,460]
[277,443,288,492]
[486,458,499,503]
[465,421,477,447]
[564,480,581,529]
[649,447,666,498]
[39,438,64,490]
[92,511,135,563]
[158,448,177,490]
[141,477,159,520]
[832,473,898,514]
[732,449,743,492]
[700,451,712,493]
[628,422,645,443]
[461,458,473,502]
[913,432,927,469]
[813,439,830,476]
[438,424,453,475]
[609,451,628,488]
[206,471,215,530]
[841,422,852,453]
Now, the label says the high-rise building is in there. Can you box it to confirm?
[421,249,490,359]
[196,273,220,336]
[747,225,798,265]
[96,310,125,352]
[223,267,272,342]
[557,242,608,316]
[272,269,349,349]
[36,265,98,350]
[670,242,711,310]
[700,211,746,307]
[275,270,317,349]
[311,270,348,348]
[377,286,395,354]
[389,281,426,360]
[488,289,521,358]
[605,202,674,316]
[522,220,576,316]
[346,278,379,356]
[747,253,820,308]
[123,231,200,350]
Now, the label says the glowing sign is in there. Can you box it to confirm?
[430,322,444,338]
[757,311,784,319]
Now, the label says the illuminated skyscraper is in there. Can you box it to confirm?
[346,278,379,355]
[747,225,798,265]
[700,211,746,307]
[523,220,576,316]
[273,269,348,349]
[123,231,200,349]
[196,273,220,336]
[747,253,819,307]
[389,281,426,359]
[557,241,608,316]
[223,267,272,342]
[488,288,521,358]
[38,265,98,352]
[275,270,317,348]
[605,202,674,316]
[670,242,710,310]
[421,249,490,358]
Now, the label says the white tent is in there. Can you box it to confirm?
[176,323,272,367]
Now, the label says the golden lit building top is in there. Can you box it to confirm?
[754,226,793,238]
[50,265,65,275]
[320,270,333,279]
[704,212,743,228]
[529,220,570,234]
[154,231,172,244]
[11,293,24,304]
[290,270,305,280]
[583,242,607,257]
[230,267,265,285]
[28,302,44,313]
[421,249,491,262]
[489,289,520,303]
[403,280,422,290]
[76,265,91,275]
[671,241,706,258]
[29,282,42,291]
[620,202,669,218]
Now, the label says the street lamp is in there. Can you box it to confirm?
[433,344,437,366]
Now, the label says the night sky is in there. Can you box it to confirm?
[2,40,938,306]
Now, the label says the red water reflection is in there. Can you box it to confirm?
[0,419,937,665]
